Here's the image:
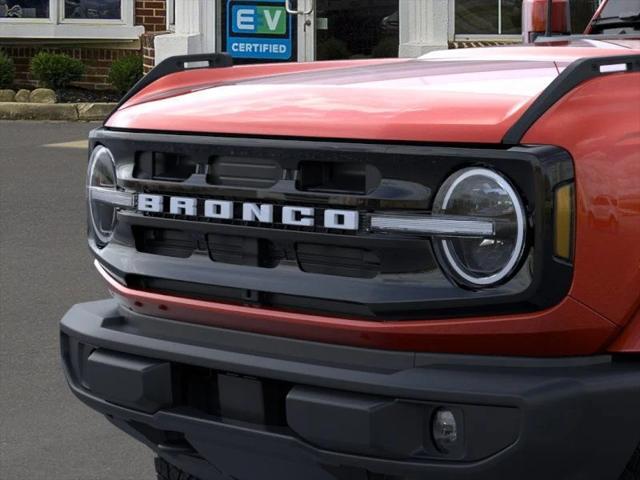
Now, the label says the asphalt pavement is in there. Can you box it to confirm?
[0,121,155,480]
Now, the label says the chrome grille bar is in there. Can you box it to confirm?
[369,214,495,237]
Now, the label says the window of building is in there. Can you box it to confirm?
[63,0,122,20]
[455,0,522,36]
[0,0,49,18]
[0,0,142,38]
[455,0,606,37]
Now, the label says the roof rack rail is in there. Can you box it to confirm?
[106,53,233,123]
[503,54,640,145]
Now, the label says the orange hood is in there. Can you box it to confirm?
[106,44,637,143]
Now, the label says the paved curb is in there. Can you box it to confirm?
[0,102,116,121]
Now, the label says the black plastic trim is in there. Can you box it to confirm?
[60,300,640,480]
[503,54,640,145]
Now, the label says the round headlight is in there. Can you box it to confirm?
[433,168,526,287]
[87,146,117,245]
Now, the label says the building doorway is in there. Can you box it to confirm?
[220,0,400,64]
[302,0,400,61]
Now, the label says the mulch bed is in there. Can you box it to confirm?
[11,85,122,103]
[56,87,122,104]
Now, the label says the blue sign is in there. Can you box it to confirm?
[226,0,293,61]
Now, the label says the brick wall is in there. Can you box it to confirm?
[136,0,167,33]
[142,33,159,74]
[4,46,138,90]
[0,1,167,91]
[137,0,168,73]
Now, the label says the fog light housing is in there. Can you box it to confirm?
[432,408,459,453]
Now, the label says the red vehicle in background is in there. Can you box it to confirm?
[61,1,640,479]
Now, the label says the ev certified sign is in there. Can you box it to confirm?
[226,0,293,61]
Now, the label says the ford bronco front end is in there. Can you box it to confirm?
[61,3,640,479]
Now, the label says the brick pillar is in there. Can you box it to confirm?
[136,0,167,32]
[136,0,168,72]
[142,33,164,73]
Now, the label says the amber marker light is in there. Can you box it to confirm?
[554,183,575,261]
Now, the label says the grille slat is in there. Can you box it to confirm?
[132,223,417,279]
[208,156,282,188]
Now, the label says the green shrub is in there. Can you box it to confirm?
[108,55,143,94]
[0,51,15,89]
[30,52,85,89]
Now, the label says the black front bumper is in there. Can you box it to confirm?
[61,300,640,480]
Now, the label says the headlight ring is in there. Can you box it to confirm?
[433,167,527,288]
[87,145,118,245]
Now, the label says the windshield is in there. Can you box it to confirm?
[600,0,640,18]
[591,0,640,34]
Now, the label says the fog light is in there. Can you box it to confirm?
[432,408,459,453]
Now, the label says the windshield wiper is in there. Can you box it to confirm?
[590,12,640,33]
[593,11,640,24]
[620,11,640,21]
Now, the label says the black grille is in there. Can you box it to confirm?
[130,224,432,280]
[134,151,198,181]
[296,243,380,279]
[207,234,284,268]
[208,156,282,188]
[133,227,195,258]
[92,129,574,319]
[296,161,381,195]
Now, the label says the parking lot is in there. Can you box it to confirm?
[0,121,154,480]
